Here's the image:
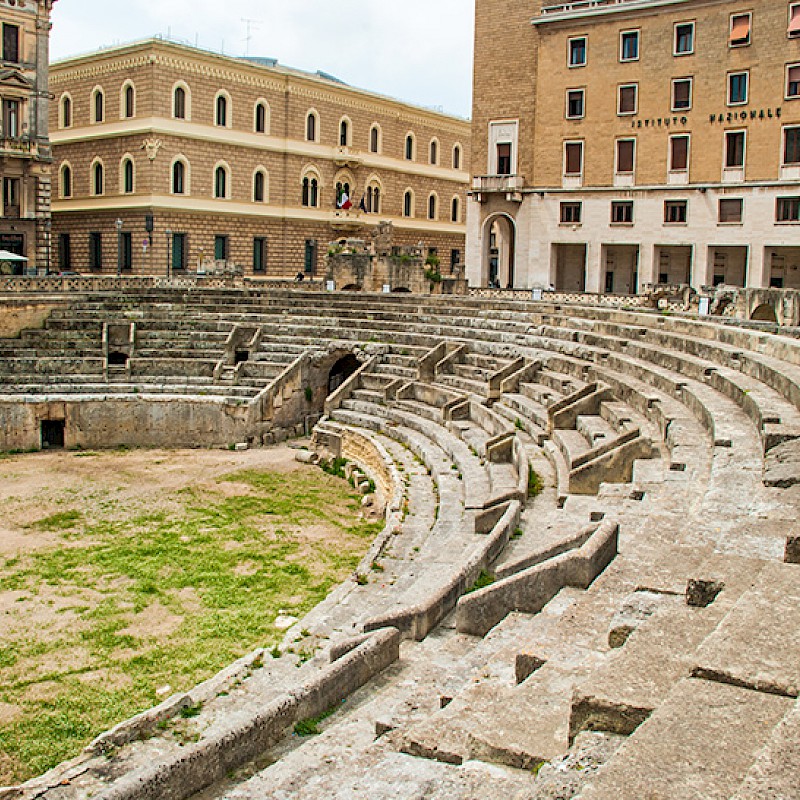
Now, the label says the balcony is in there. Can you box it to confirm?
[538,0,656,20]
[0,137,35,158]
[331,208,364,233]
[471,175,525,203]
[333,146,362,168]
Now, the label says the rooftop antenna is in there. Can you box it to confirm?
[241,17,262,56]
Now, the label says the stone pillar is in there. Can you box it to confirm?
[691,244,710,291]
[637,243,655,292]
[585,240,603,294]
[746,246,767,289]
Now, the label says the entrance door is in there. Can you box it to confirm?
[41,420,65,449]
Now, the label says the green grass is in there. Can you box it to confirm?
[0,467,381,783]
[293,704,339,736]
[528,467,544,499]
[466,569,495,594]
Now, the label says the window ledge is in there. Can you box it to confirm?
[717,221,743,227]
[610,222,635,227]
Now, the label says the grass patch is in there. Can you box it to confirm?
[466,569,495,593]
[28,510,83,531]
[293,705,338,736]
[0,465,380,783]
[528,467,544,499]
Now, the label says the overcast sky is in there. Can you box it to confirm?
[50,1,475,118]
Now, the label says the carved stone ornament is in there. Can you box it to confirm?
[142,138,163,161]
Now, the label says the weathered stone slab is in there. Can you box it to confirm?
[576,680,794,800]
[731,697,800,800]
[570,555,765,740]
[692,562,800,698]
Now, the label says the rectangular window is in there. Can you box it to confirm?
[564,141,583,176]
[171,233,187,271]
[253,237,267,272]
[2,23,19,63]
[670,134,690,171]
[729,13,751,46]
[618,84,638,115]
[2,176,19,217]
[304,239,318,274]
[674,22,695,55]
[785,127,800,165]
[611,201,634,224]
[214,235,228,261]
[496,143,512,175]
[566,89,585,119]
[672,78,692,111]
[719,199,743,223]
[58,233,71,271]
[728,71,748,105]
[120,232,133,271]
[777,197,800,222]
[560,202,582,224]
[790,4,800,37]
[620,30,639,61]
[89,232,103,270]
[3,99,19,138]
[725,130,746,168]
[450,249,461,271]
[616,139,635,173]
[787,64,800,98]
[568,36,587,67]
[665,200,688,224]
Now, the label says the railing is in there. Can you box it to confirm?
[472,175,525,193]
[0,274,325,294]
[540,0,654,14]
[0,137,36,156]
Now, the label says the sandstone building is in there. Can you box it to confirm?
[49,39,470,279]
[0,0,56,274]
[468,0,800,293]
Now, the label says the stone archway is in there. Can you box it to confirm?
[481,213,516,288]
[751,303,778,323]
[328,353,361,395]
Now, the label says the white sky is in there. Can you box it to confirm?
[50,0,476,119]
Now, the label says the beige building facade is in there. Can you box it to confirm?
[50,39,470,279]
[468,0,800,293]
[0,0,56,273]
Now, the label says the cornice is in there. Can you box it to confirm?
[50,39,471,135]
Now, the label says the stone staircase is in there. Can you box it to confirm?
[1,288,799,800]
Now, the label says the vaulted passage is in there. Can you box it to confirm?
[328,354,360,395]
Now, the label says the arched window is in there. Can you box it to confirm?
[172,159,187,194]
[369,125,380,154]
[60,94,72,128]
[61,163,72,198]
[403,189,413,217]
[215,94,228,127]
[92,161,104,195]
[339,118,349,147]
[122,158,134,194]
[253,169,267,203]
[428,193,437,220]
[302,174,320,207]
[306,111,318,142]
[430,139,438,165]
[93,88,104,123]
[254,101,268,134]
[405,134,415,161]
[453,144,462,170]
[173,85,187,119]
[123,83,135,118]
[451,196,460,223]
[366,184,381,214]
[214,165,228,198]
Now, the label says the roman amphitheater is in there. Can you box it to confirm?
[0,277,798,800]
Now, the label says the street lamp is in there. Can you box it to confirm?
[165,228,172,280]
[115,218,123,277]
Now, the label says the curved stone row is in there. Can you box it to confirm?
[1,288,798,800]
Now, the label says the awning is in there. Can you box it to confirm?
[790,7,800,34]
[730,15,750,44]
[0,249,27,261]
